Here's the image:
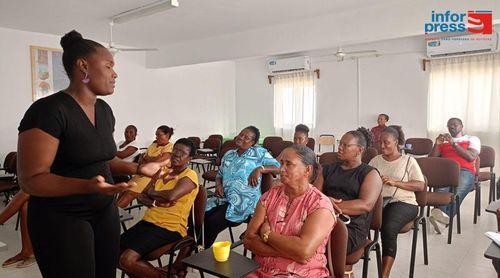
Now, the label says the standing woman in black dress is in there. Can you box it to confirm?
[17,30,166,277]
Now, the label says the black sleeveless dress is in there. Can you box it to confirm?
[322,162,377,254]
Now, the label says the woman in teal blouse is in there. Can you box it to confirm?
[204,126,280,247]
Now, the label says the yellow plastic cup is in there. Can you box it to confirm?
[212,241,231,262]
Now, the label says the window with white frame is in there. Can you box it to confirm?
[273,71,316,137]
[428,53,499,167]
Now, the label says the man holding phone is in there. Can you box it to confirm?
[428,118,481,233]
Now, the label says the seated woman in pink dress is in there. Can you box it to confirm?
[244,144,336,277]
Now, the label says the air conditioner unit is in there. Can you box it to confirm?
[426,32,498,58]
[267,56,311,74]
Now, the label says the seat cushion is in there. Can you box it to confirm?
[479,171,492,182]
[202,170,217,182]
[426,192,454,206]
[346,239,372,265]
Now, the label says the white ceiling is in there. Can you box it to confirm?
[0,0,388,48]
[2,0,498,67]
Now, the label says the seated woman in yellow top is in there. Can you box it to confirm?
[119,138,198,278]
[117,125,174,207]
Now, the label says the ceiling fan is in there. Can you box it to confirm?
[106,0,180,54]
[334,46,378,61]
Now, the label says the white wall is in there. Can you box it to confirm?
[109,57,236,146]
[0,27,236,162]
[0,28,60,163]
[234,58,275,137]
[235,36,429,143]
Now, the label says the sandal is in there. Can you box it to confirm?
[344,270,355,278]
[2,254,24,268]
[16,256,36,268]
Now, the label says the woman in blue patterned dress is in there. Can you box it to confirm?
[203,126,280,247]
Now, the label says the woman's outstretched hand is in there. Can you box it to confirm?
[138,159,171,177]
[90,175,132,195]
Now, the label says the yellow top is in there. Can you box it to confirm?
[142,168,199,237]
[146,142,173,157]
[128,142,173,193]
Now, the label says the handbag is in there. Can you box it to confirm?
[383,156,411,208]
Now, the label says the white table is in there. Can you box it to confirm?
[190,158,213,173]
[198,148,214,153]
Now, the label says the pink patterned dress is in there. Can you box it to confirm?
[247,183,336,278]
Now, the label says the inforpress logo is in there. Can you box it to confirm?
[425,10,492,34]
[468,11,493,34]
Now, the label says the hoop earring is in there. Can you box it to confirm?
[82,72,90,84]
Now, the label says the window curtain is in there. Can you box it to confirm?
[273,71,316,139]
[428,53,500,173]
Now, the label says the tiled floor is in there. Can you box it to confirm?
[0,182,498,277]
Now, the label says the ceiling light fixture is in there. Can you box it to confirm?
[111,0,179,24]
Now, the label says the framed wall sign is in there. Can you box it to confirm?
[30,45,69,101]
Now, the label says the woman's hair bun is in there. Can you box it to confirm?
[356,126,374,148]
[60,30,84,49]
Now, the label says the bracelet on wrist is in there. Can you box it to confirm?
[262,230,271,243]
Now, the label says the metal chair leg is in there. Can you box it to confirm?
[228,226,235,243]
[15,212,20,231]
[478,186,481,217]
[497,174,500,200]
[488,173,495,204]
[361,249,370,278]
[491,172,496,201]
[409,224,419,278]
[375,244,382,278]
[456,196,461,234]
[474,187,479,224]
[447,200,455,244]
[422,218,428,265]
